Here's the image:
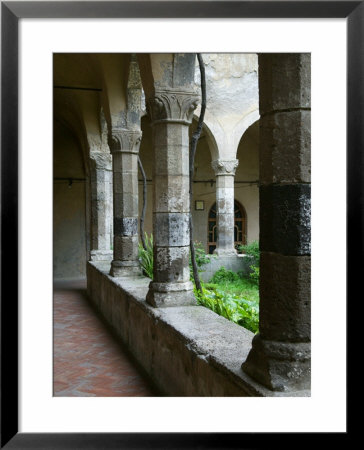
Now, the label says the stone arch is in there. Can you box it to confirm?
[192,114,219,162]
[233,109,260,157]
[235,119,259,244]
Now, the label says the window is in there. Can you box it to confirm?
[207,200,247,254]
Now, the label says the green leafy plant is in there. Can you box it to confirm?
[189,241,210,280]
[138,233,154,279]
[209,266,240,284]
[195,283,259,334]
[239,240,260,285]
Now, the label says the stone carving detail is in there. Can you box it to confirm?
[90,151,112,170]
[146,89,199,124]
[108,129,142,153]
[211,159,239,176]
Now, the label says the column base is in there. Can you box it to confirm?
[109,260,141,277]
[146,281,197,307]
[242,334,311,392]
[90,249,113,261]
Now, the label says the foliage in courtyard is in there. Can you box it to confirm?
[139,235,260,333]
[209,266,241,283]
[138,233,154,279]
[238,240,260,285]
[189,240,210,280]
[195,276,259,334]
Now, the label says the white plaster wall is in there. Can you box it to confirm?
[194,53,259,160]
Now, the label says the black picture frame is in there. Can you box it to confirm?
[1,1,357,448]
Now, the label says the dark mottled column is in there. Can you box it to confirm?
[109,129,142,277]
[242,54,311,392]
[146,89,199,307]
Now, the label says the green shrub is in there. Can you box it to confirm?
[239,240,260,285]
[138,233,154,279]
[209,266,240,284]
[195,283,259,334]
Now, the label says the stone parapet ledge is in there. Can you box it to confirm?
[90,249,113,262]
[87,261,310,397]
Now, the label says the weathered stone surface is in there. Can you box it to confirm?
[216,193,234,212]
[153,175,189,213]
[87,262,310,396]
[110,126,140,276]
[215,184,236,254]
[147,90,199,125]
[259,53,311,113]
[147,86,196,304]
[154,123,189,147]
[114,217,138,237]
[114,235,139,261]
[113,193,138,218]
[154,144,189,176]
[113,172,138,195]
[109,129,142,154]
[89,160,113,256]
[90,151,112,170]
[260,110,311,184]
[259,252,311,341]
[211,159,239,176]
[110,262,141,277]
[90,249,113,262]
[113,152,138,173]
[260,184,311,255]
[153,213,190,247]
[242,334,311,391]
[153,246,190,282]
[147,281,196,307]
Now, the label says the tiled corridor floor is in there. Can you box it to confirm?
[53,279,160,396]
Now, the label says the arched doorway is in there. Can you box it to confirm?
[207,200,247,254]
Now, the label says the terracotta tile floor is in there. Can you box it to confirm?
[53,278,160,397]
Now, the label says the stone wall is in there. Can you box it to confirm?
[87,261,309,396]
[199,254,252,282]
[53,120,87,279]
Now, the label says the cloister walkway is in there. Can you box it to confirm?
[53,278,160,397]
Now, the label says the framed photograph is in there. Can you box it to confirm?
[1,1,357,447]
[195,200,205,211]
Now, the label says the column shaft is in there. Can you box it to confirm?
[109,130,142,277]
[242,53,311,392]
[212,159,239,255]
[90,152,113,261]
[146,89,199,307]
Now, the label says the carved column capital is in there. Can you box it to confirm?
[90,151,112,170]
[108,129,142,154]
[211,159,239,176]
[146,89,199,125]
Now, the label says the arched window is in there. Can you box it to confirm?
[207,200,247,254]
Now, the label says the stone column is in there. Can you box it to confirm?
[211,159,239,255]
[146,89,199,307]
[89,152,113,261]
[109,128,142,277]
[242,54,311,392]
